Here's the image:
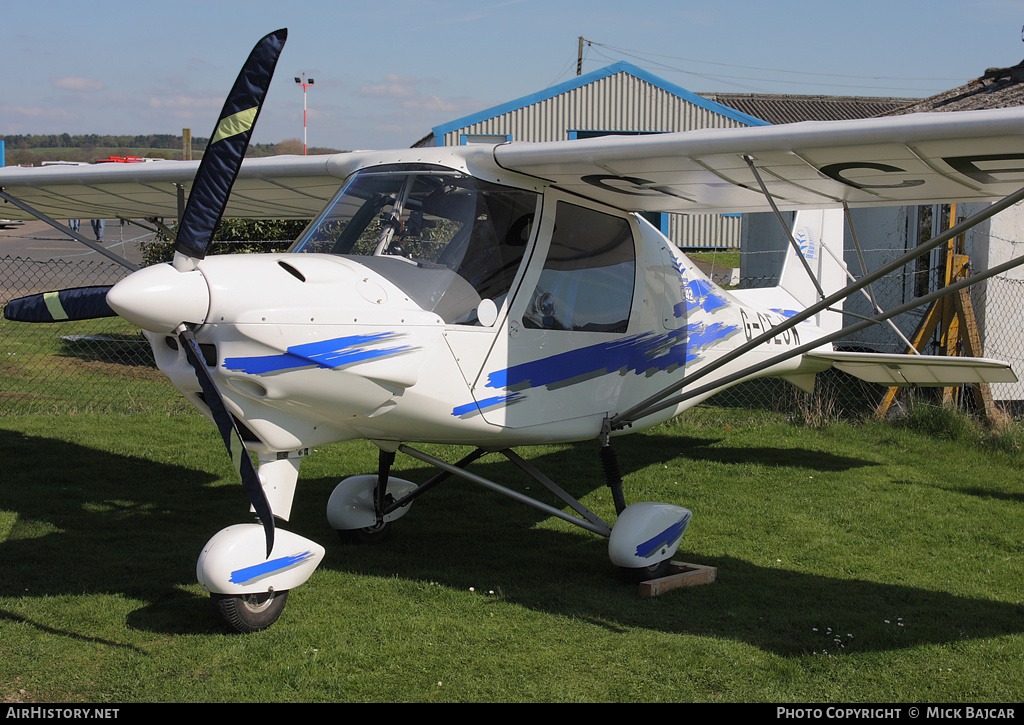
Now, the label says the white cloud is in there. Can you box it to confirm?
[50,76,105,93]
[356,74,481,115]
[145,95,221,110]
[357,75,423,99]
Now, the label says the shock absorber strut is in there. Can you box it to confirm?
[600,421,627,515]
[375,449,396,526]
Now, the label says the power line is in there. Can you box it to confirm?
[587,39,965,83]
[579,37,966,94]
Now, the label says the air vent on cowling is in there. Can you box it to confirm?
[278,260,307,282]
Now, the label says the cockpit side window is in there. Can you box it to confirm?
[291,165,539,324]
[523,202,636,333]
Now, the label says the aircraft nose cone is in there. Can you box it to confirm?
[106,263,210,333]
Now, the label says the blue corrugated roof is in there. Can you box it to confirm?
[430,61,770,143]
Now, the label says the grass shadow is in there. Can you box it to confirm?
[1,426,1020,658]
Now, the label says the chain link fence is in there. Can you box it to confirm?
[3,238,1022,421]
[0,254,182,414]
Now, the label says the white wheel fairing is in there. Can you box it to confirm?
[326,475,418,531]
[197,524,325,595]
[608,502,692,569]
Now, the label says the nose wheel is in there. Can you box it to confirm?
[211,589,290,633]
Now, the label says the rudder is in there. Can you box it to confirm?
[776,208,847,335]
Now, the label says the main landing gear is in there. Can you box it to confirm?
[325,439,693,584]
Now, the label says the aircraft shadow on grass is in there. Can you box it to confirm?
[0,427,1020,656]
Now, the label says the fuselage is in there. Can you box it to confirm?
[110,146,829,455]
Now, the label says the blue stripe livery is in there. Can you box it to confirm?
[223,332,412,374]
[635,512,691,558]
[451,324,738,417]
[452,393,522,418]
[229,550,317,585]
[674,278,729,319]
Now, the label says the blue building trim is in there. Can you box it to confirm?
[431,61,769,145]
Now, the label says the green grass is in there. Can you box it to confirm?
[1,405,1022,703]
[1,316,182,414]
[688,251,741,268]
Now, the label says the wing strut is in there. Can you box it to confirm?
[743,155,824,301]
[610,182,1024,430]
[0,189,139,271]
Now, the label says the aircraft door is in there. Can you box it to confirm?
[468,196,639,432]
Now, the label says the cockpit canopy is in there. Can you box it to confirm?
[292,164,539,324]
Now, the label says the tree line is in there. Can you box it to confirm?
[2,133,208,151]
[2,134,344,166]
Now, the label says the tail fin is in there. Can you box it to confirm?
[775,208,847,335]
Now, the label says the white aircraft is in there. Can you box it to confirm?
[3,29,1024,633]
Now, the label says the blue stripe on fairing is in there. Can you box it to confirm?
[229,551,317,585]
[635,512,691,558]
[450,324,738,416]
[223,332,411,374]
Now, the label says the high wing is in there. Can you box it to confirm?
[492,106,1024,214]
[4,107,1024,222]
[0,152,371,222]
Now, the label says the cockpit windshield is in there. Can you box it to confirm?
[291,164,539,324]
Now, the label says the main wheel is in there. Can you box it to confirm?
[336,520,391,545]
[211,589,289,633]
[618,558,674,584]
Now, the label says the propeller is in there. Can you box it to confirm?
[173,28,286,263]
[161,27,288,558]
[4,29,289,558]
[4,286,116,322]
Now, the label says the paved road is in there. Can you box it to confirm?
[0,219,151,266]
[0,219,156,302]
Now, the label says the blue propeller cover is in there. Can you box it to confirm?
[4,286,115,322]
[174,29,288,259]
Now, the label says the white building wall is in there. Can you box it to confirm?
[966,201,1024,401]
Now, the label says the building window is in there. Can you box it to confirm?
[461,134,512,145]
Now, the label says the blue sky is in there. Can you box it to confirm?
[3,0,1024,151]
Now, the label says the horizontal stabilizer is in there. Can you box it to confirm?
[4,286,116,322]
[804,351,1018,386]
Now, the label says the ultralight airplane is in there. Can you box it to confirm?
[3,29,1024,632]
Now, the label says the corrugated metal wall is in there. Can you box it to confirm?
[669,213,742,250]
[439,71,747,248]
[440,72,750,143]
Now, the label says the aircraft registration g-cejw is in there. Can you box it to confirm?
[3,29,1024,632]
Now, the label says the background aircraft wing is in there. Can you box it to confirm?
[492,107,1024,214]
[0,152,369,221]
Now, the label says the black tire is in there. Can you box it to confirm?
[336,520,391,545]
[618,558,674,584]
[211,589,289,634]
